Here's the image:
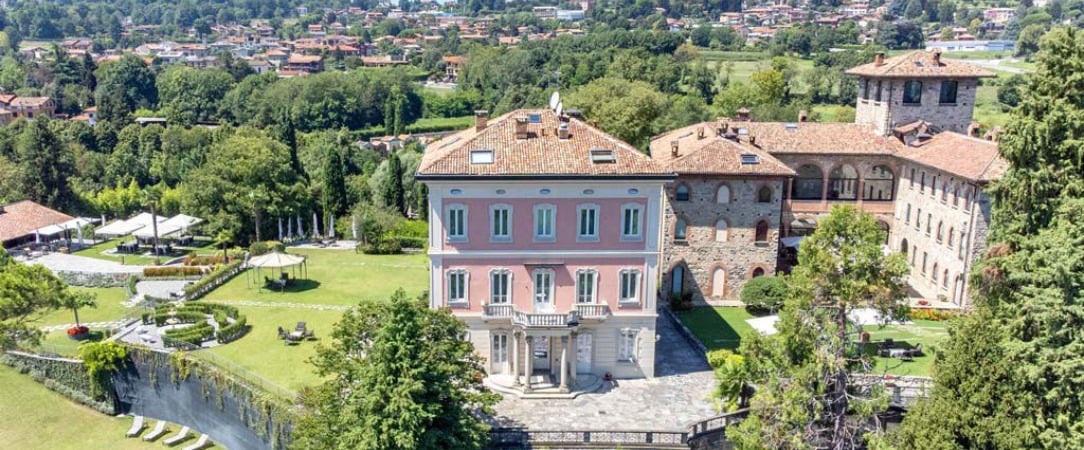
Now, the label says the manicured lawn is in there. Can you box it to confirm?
[36,287,133,327]
[203,249,429,306]
[973,84,1010,129]
[675,307,949,376]
[203,306,346,392]
[0,365,222,449]
[674,306,757,351]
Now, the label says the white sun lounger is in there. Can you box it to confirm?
[143,420,167,441]
[125,415,144,437]
[163,426,190,446]
[181,433,210,450]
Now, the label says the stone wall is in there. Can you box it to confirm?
[774,153,900,234]
[661,176,785,302]
[890,162,988,306]
[855,77,980,136]
[2,350,114,414]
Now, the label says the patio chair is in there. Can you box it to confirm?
[304,329,315,340]
[277,327,287,340]
[912,343,924,357]
[125,415,144,438]
[296,322,307,332]
[143,420,167,441]
[163,426,190,446]
[182,433,211,450]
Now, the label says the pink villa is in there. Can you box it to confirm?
[416,108,674,394]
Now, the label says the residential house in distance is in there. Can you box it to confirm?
[417,108,674,392]
[283,54,324,73]
[0,94,55,120]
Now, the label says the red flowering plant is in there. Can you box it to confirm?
[67,325,90,337]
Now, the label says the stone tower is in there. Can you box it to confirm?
[847,50,995,136]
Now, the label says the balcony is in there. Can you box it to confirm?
[482,303,610,328]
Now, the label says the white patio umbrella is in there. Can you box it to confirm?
[329,215,335,238]
[277,218,283,241]
[312,212,319,238]
[351,215,357,240]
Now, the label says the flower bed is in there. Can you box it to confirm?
[907,308,962,321]
[67,326,90,340]
[143,266,205,277]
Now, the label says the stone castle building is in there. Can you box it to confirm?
[652,50,1004,308]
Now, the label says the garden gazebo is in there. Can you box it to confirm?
[247,251,308,291]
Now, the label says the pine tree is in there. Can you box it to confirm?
[727,205,908,449]
[17,116,75,210]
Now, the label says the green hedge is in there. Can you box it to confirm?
[184,259,244,299]
[153,311,206,326]
[361,239,402,255]
[216,316,248,344]
[163,322,215,348]
[144,266,204,277]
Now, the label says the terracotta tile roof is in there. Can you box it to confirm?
[287,54,322,63]
[649,123,795,177]
[0,200,73,244]
[715,121,907,155]
[417,109,673,179]
[846,50,995,78]
[10,97,52,108]
[897,132,1006,182]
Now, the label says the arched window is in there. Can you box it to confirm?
[757,186,773,203]
[942,180,952,202]
[792,164,824,200]
[752,267,766,278]
[714,220,728,242]
[900,238,909,255]
[754,220,770,243]
[828,165,859,200]
[953,185,961,207]
[932,264,940,283]
[963,187,973,211]
[864,165,895,201]
[936,221,944,242]
[948,227,955,247]
[716,185,730,204]
[675,184,690,202]
[903,80,923,104]
[674,217,688,241]
[943,270,950,288]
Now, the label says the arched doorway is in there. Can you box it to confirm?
[671,266,684,296]
[711,267,727,298]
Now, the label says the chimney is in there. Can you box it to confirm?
[514,116,529,140]
[557,122,570,140]
[736,108,751,122]
[670,140,679,157]
[798,110,808,123]
[474,110,488,131]
[749,135,756,146]
[697,127,705,140]
[932,49,942,65]
[874,52,885,66]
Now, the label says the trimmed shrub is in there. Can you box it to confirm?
[361,239,402,255]
[143,266,204,277]
[216,316,248,343]
[908,308,961,321]
[248,241,283,256]
[740,276,788,311]
[153,311,205,326]
[707,349,737,369]
[163,322,215,348]
[183,259,243,298]
[183,254,232,266]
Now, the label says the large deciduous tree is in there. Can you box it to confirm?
[17,116,76,210]
[895,27,1084,450]
[727,205,907,449]
[293,290,498,450]
[0,248,81,350]
[156,66,234,126]
[94,54,157,123]
[180,129,306,244]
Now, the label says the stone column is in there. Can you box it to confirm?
[569,331,578,388]
[856,176,866,207]
[820,172,830,208]
[523,335,534,393]
[559,335,569,393]
[511,331,520,386]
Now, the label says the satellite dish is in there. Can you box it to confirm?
[555,102,564,117]
[549,91,561,110]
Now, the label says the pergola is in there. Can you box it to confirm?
[246,251,308,291]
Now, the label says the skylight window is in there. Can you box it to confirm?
[784,122,799,131]
[470,149,494,164]
[740,154,760,165]
[737,128,749,135]
[528,113,542,124]
[590,148,616,164]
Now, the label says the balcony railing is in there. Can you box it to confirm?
[482,303,611,327]
[575,303,610,319]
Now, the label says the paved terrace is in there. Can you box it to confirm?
[488,312,717,431]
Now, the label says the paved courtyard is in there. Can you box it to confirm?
[488,311,717,432]
[24,252,143,274]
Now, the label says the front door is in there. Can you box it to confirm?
[672,266,684,295]
[533,270,554,313]
[490,333,508,374]
[711,267,726,298]
[576,333,592,373]
[532,336,550,371]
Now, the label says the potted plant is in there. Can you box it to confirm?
[67,325,90,340]
[917,299,930,306]
[604,372,614,382]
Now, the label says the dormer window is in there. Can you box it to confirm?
[903,81,923,105]
[469,149,494,164]
[590,148,615,163]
